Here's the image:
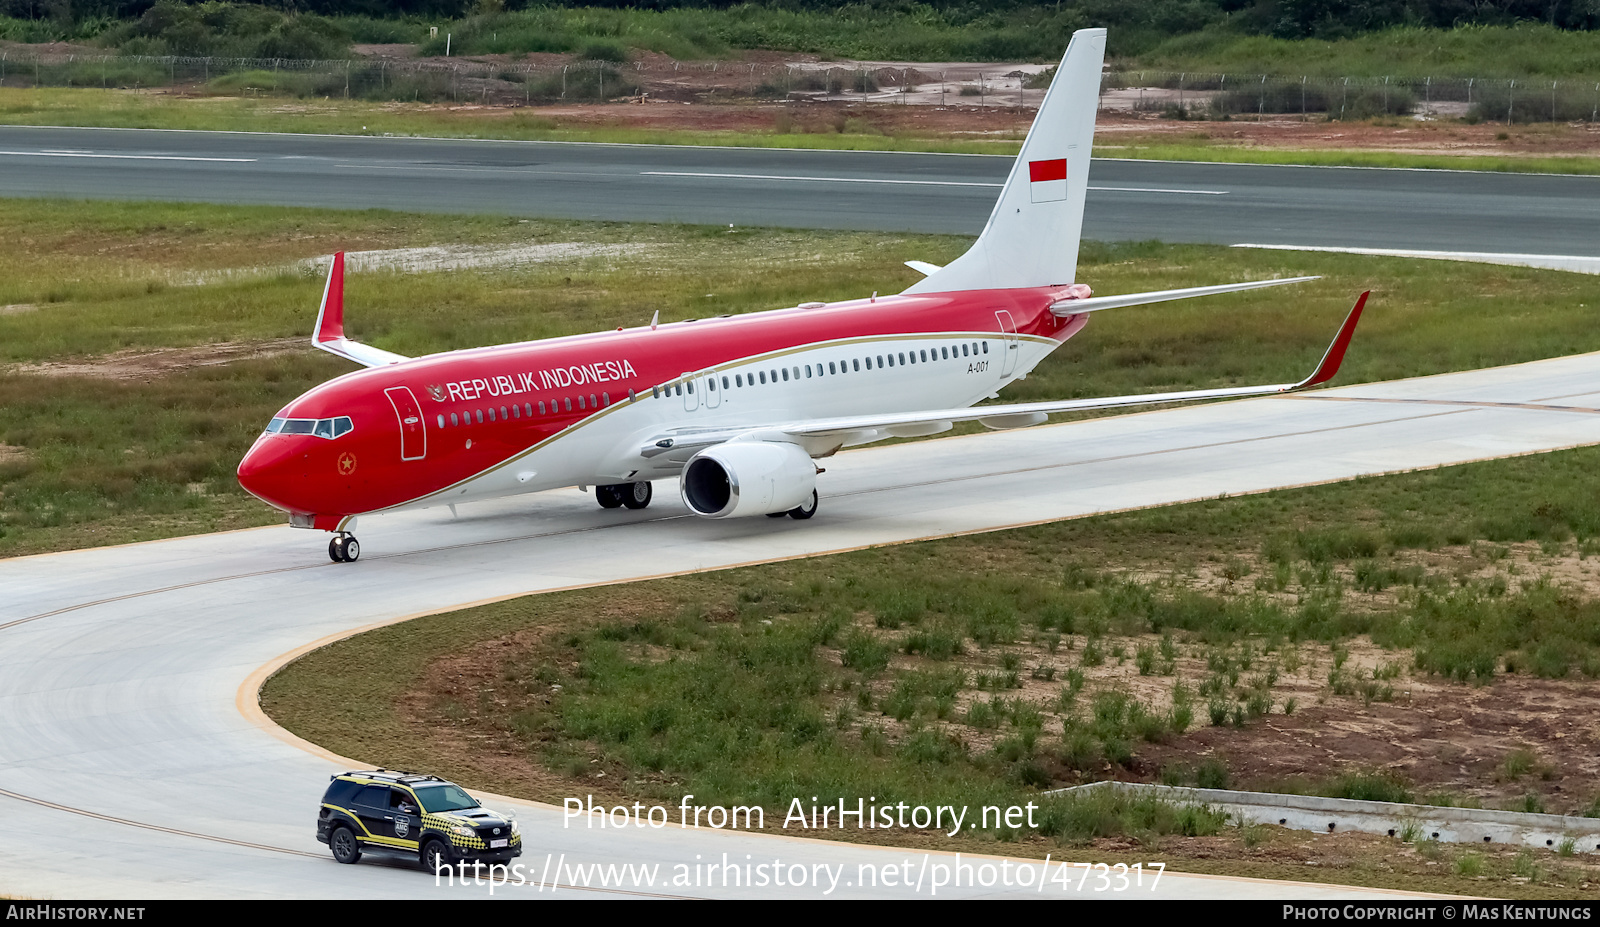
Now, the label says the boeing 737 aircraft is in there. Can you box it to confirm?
[236,28,1367,563]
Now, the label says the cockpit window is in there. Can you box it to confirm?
[264,416,352,439]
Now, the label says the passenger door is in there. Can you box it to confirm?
[384,386,427,461]
[995,310,1019,377]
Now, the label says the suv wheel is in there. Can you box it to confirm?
[422,839,453,875]
[330,825,361,864]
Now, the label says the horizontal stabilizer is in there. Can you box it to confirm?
[313,252,410,368]
[904,260,943,277]
[1050,276,1319,315]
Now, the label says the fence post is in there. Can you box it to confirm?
[1508,79,1514,125]
[1258,74,1265,120]
[1552,80,1557,123]
[940,70,945,108]
[1179,72,1185,114]
[561,64,566,100]
[1301,75,1306,121]
[1424,75,1430,117]
[1467,77,1473,109]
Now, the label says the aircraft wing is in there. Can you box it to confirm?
[638,292,1366,462]
[312,252,410,368]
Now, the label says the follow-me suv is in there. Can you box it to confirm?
[317,769,522,870]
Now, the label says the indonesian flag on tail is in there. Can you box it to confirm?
[1029,158,1068,203]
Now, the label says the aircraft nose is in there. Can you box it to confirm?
[237,438,303,512]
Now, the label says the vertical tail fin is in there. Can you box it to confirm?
[904,28,1105,295]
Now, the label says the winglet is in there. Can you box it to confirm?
[1291,291,1368,390]
[309,251,411,368]
[314,251,346,347]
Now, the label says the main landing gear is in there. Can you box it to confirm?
[764,490,819,520]
[596,481,653,510]
[328,533,360,563]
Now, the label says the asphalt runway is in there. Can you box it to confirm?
[0,125,1596,254]
[8,351,1600,899]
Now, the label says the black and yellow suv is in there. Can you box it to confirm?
[317,769,522,870]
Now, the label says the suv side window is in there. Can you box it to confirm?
[389,788,418,815]
[353,785,389,809]
[322,778,362,806]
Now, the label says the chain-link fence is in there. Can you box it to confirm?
[1,49,1596,124]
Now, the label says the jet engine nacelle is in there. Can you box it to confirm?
[679,441,816,518]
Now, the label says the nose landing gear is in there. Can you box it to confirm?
[328,533,360,563]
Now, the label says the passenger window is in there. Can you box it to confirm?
[603,392,610,405]
[920,350,928,363]
[983,342,989,353]
[759,372,766,385]
[781,368,789,382]
[829,362,836,375]
[437,415,444,428]
[877,355,884,368]
[590,393,598,407]
[675,384,683,397]
[651,386,659,399]
[565,397,572,412]
[805,365,812,378]
[577,396,585,411]
[538,401,547,415]
[793,367,800,379]
[354,785,388,809]
[899,353,907,365]
[941,347,948,360]
[500,406,508,420]
[722,376,729,389]
[390,790,418,813]
[736,374,743,387]
[962,344,969,357]
[852,359,860,372]
[488,408,496,422]
[450,413,459,426]
[475,409,483,424]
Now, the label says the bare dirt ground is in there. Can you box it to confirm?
[9,337,307,379]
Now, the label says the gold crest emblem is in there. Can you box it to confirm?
[337,452,357,476]
[426,384,446,402]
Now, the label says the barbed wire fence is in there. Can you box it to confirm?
[0,50,1596,124]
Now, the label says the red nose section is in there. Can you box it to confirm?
[237,437,308,514]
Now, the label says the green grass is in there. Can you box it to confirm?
[260,438,1600,894]
[1096,143,1600,176]
[4,85,1595,173]
[1135,24,1600,81]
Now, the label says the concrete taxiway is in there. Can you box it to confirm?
[7,349,1600,898]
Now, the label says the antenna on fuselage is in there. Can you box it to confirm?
[650,310,659,331]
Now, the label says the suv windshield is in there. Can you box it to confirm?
[413,784,480,813]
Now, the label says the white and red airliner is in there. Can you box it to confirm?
[237,28,1366,563]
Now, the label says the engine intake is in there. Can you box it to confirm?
[680,441,817,518]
